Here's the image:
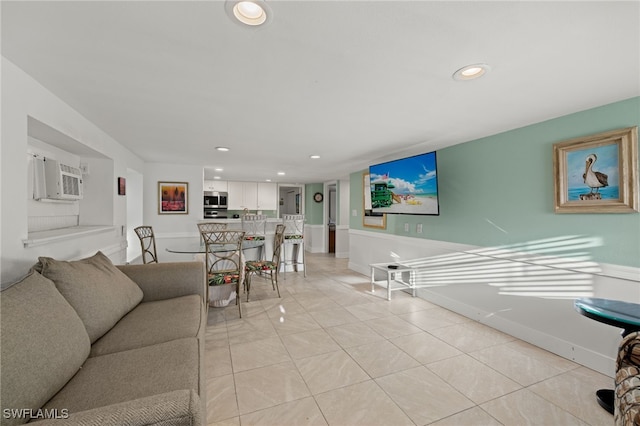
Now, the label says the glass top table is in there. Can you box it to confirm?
[574,297,640,336]
[573,297,640,415]
[166,239,264,254]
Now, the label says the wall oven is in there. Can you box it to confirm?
[204,208,227,219]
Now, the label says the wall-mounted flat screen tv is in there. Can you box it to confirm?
[369,151,439,215]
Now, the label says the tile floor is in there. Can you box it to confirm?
[204,253,614,426]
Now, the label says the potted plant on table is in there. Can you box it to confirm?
[208,271,240,307]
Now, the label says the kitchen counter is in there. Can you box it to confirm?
[198,217,282,223]
[197,217,283,233]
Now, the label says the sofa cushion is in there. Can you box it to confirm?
[34,251,143,343]
[90,294,204,357]
[0,271,91,426]
[43,338,200,415]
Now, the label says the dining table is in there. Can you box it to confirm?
[574,297,640,415]
[166,239,264,254]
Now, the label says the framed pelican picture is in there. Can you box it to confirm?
[553,126,638,213]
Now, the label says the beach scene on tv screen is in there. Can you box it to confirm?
[370,152,439,215]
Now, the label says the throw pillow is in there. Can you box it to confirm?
[34,251,143,343]
[1,271,90,426]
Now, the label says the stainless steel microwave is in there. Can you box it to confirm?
[204,191,228,209]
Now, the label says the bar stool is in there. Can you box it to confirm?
[241,214,267,260]
[282,214,306,279]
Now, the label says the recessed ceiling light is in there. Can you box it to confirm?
[213,176,221,180]
[226,0,270,26]
[216,147,230,152]
[265,179,272,182]
[453,63,491,81]
[214,168,224,172]
[277,171,285,176]
[310,155,321,159]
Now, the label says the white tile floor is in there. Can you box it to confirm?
[205,253,614,426]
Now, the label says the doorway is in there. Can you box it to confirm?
[278,184,303,217]
[326,182,337,254]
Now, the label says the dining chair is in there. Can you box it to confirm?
[134,226,158,264]
[243,224,285,302]
[197,222,227,243]
[282,214,306,279]
[241,214,267,259]
[200,230,245,317]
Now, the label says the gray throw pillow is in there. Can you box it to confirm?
[34,251,143,343]
[1,271,91,426]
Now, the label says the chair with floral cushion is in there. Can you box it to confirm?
[197,222,227,234]
[243,224,285,302]
[197,222,227,245]
[200,229,245,317]
[241,214,267,260]
[282,214,306,279]
[134,226,158,264]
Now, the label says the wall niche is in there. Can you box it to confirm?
[24,117,115,246]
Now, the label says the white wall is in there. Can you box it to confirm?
[142,163,204,235]
[349,229,640,377]
[336,178,350,258]
[1,57,144,286]
[139,163,205,262]
[126,168,144,263]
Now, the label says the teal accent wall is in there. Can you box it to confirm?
[305,183,324,225]
[351,97,640,267]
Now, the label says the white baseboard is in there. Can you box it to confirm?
[416,288,616,377]
[348,230,637,377]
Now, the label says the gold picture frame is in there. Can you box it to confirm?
[553,126,638,213]
[158,181,189,214]
[363,173,386,228]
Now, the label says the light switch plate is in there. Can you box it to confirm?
[417,224,423,233]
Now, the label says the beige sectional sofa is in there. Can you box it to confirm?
[1,252,207,425]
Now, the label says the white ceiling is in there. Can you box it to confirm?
[2,1,639,183]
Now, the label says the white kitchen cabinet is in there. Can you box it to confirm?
[257,182,278,210]
[228,181,257,210]
[228,181,277,211]
[203,180,228,192]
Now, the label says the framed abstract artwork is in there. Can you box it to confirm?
[553,127,638,213]
[117,177,126,196]
[158,181,189,214]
